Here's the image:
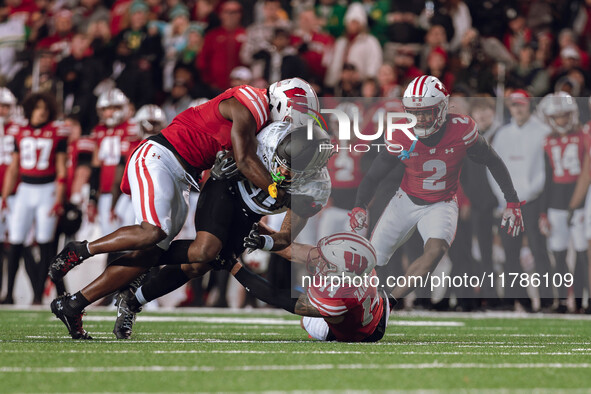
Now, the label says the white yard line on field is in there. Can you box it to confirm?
[1,362,591,373]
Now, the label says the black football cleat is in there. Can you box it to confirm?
[48,241,88,281]
[51,295,92,340]
[113,289,142,339]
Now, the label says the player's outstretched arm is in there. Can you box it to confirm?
[221,98,280,198]
[245,210,309,252]
[230,261,323,316]
[467,135,525,236]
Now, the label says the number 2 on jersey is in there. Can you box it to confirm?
[423,159,447,191]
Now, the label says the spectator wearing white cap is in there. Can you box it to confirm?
[229,66,252,87]
[324,2,382,89]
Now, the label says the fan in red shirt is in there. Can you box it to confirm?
[1,92,69,304]
[49,77,320,339]
[229,232,388,342]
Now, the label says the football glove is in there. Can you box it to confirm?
[349,207,368,231]
[243,223,274,251]
[211,150,240,180]
[538,213,550,236]
[49,202,64,217]
[567,209,574,226]
[501,201,525,237]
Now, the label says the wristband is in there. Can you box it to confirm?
[57,177,67,184]
[261,235,274,251]
[268,182,278,199]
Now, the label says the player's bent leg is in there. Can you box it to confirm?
[391,238,449,300]
[370,190,422,266]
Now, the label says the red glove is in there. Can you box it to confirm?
[538,213,550,236]
[501,201,526,237]
[0,198,8,213]
[49,202,64,217]
[348,207,368,231]
[110,208,119,223]
[87,201,98,223]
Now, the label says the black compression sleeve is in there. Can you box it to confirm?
[233,266,298,313]
[540,153,552,213]
[89,166,101,202]
[159,240,192,265]
[77,152,93,167]
[141,265,190,302]
[467,135,519,203]
[56,139,67,153]
[354,149,400,209]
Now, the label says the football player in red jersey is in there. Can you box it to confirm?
[537,93,587,312]
[229,232,388,342]
[49,78,320,339]
[87,89,142,238]
[349,75,523,304]
[1,93,69,304]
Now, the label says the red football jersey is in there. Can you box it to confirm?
[0,121,17,191]
[11,120,70,178]
[543,131,585,184]
[66,136,96,197]
[161,85,269,171]
[307,270,384,342]
[91,120,141,193]
[386,113,479,203]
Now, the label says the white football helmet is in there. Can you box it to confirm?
[308,232,377,278]
[96,88,130,127]
[0,87,17,123]
[134,104,167,136]
[538,92,579,134]
[402,75,449,138]
[268,78,319,127]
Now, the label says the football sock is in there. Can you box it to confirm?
[134,287,148,306]
[5,243,23,302]
[67,291,90,312]
[574,251,588,305]
[140,265,190,303]
[78,241,93,259]
[37,242,55,300]
[551,250,568,299]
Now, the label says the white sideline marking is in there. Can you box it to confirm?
[1,363,591,373]
[2,349,590,357]
[83,316,300,325]
[388,321,464,327]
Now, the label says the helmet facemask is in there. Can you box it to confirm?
[403,98,448,138]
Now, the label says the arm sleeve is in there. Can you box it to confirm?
[233,265,299,313]
[56,138,67,153]
[539,153,553,214]
[89,166,101,202]
[354,149,400,209]
[467,135,519,203]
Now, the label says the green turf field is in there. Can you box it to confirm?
[1,308,590,393]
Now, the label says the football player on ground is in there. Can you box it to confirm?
[108,121,331,339]
[349,75,523,305]
[1,92,69,304]
[49,78,321,339]
[537,93,587,313]
[229,231,389,342]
